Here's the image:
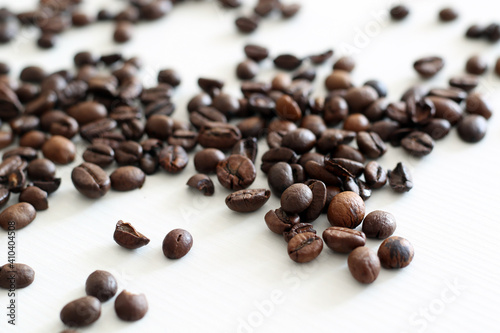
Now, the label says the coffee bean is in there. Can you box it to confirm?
[240,81,271,97]
[0,202,36,230]
[235,16,259,33]
[356,131,387,159]
[280,3,301,18]
[426,96,462,125]
[60,296,101,327]
[276,94,301,122]
[267,162,294,195]
[364,79,388,98]
[316,128,355,154]
[292,67,316,82]
[83,144,115,168]
[428,87,467,103]
[158,145,188,173]
[413,56,444,78]
[190,107,227,129]
[300,180,326,222]
[420,118,451,140]
[114,21,133,43]
[232,137,258,163]
[331,144,365,163]
[247,93,275,118]
[439,7,458,21]
[194,148,225,174]
[0,263,34,289]
[225,188,271,212]
[327,191,364,228]
[485,23,500,42]
[3,146,37,161]
[71,162,111,199]
[0,187,10,209]
[80,119,117,142]
[283,223,315,243]
[212,93,240,117]
[364,161,387,189]
[343,113,371,132]
[324,71,352,91]
[465,93,492,119]
[281,128,316,154]
[325,157,364,178]
[9,115,39,136]
[198,122,242,151]
[19,130,46,149]
[26,158,55,181]
[114,290,148,322]
[281,183,312,214]
[363,210,396,239]
[218,0,243,8]
[114,220,150,249]
[19,186,48,211]
[216,155,256,190]
[465,55,487,75]
[457,115,487,143]
[333,56,355,72]
[67,101,107,126]
[0,82,22,120]
[162,228,193,259]
[236,59,259,80]
[167,130,198,152]
[20,66,45,83]
[157,68,181,87]
[244,44,269,62]
[322,227,366,253]
[348,246,380,284]
[388,162,413,193]
[110,166,145,191]
[378,236,414,268]
[145,114,173,140]
[236,117,265,139]
[198,78,224,96]
[114,141,143,166]
[449,75,479,92]
[140,0,172,20]
[287,232,323,263]
[273,54,302,70]
[6,167,24,193]
[390,5,409,20]
[187,174,215,196]
[85,270,117,302]
[401,131,435,157]
[264,208,300,234]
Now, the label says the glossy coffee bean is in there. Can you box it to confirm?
[83,144,115,168]
[287,232,323,263]
[71,162,111,199]
[85,270,118,302]
[0,202,36,230]
[42,135,76,164]
[198,122,242,151]
[356,131,387,159]
[401,131,434,157]
[0,263,35,289]
[273,54,302,71]
[27,158,55,181]
[420,119,451,140]
[267,162,294,195]
[244,44,269,62]
[280,183,313,214]
[194,148,225,174]
[115,141,143,165]
[343,114,370,132]
[232,137,258,163]
[323,227,366,253]
[300,180,327,223]
[426,96,462,125]
[162,229,193,259]
[362,211,396,239]
[187,174,215,196]
[378,236,414,268]
[115,290,148,321]
[465,55,487,75]
[388,162,413,193]
[216,155,256,190]
[465,93,492,120]
[364,161,387,189]
[225,188,271,212]
[19,186,48,211]
[281,128,316,154]
[457,115,487,143]
[114,220,150,250]
[264,208,300,234]
[60,296,101,327]
[236,59,259,80]
[276,94,301,122]
[348,247,380,284]
[327,191,365,228]
[283,223,316,243]
[159,145,189,173]
[413,56,444,78]
[110,166,145,191]
[344,86,378,114]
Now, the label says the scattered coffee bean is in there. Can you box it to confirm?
[276,94,301,122]
[71,162,111,199]
[110,166,145,191]
[115,290,148,322]
[465,93,492,119]
[236,59,259,80]
[194,148,225,174]
[390,5,409,20]
[0,202,36,230]
[162,229,193,259]
[264,208,299,234]
[85,270,118,302]
[273,54,302,70]
[378,236,414,268]
[413,56,444,78]
[362,211,396,239]
[356,131,387,159]
[281,128,316,154]
[465,55,488,75]
[283,223,315,243]
[159,145,189,173]
[83,144,115,168]
[364,161,387,189]
[449,75,479,92]
[333,56,355,72]
[439,7,458,21]
[187,174,215,196]
[244,44,269,62]
[327,191,365,228]
[19,186,48,211]
[348,246,380,284]
[401,131,435,157]
[457,115,487,143]
[225,188,271,212]
[287,232,323,263]
[114,220,150,249]
[216,155,256,190]
[0,263,35,289]
[235,16,259,33]
[60,296,101,327]
[388,162,413,193]
[323,227,366,254]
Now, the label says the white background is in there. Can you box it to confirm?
[0,0,499,332]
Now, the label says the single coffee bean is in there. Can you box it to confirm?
[276,94,302,122]
[19,186,48,211]
[225,188,271,213]
[83,144,115,168]
[140,0,172,20]
[371,120,400,142]
[343,114,371,133]
[114,290,148,322]
[428,87,467,103]
[484,23,500,42]
[71,162,111,199]
[331,144,365,163]
[26,158,55,181]
[322,227,366,253]
[292,67,316,82]
[280,183,313,214]
[6,167,25,193]
[283,223,316,243]
[194,148,225,174]
[198,122,242,151]
[20,66,45,83]
[114,220,150,249]
[457,115,487,143]
[85,270,118,302]
[356,131,387,159]
[304,160,341,186]
[235,16,259,33]
[378,236,414,268]
[157,68,181,87]
[0,202,36,230]
[190,106,227,129]
[232,137,258,163]
[3,146,38,161]
[236,59,259,80]
[401,131,435,157]
[264,208,300,234]
[316,128,355,154]
[421,119,451,140]
[465,55,488,75]
[333,56,355,72]
[300,180,327,223]
[287,232,323,263]
[0,263,35,289]
[327,191,365,228]
[465,93,492,119]
[162,229,193,259]
[159,145,189,173]
[244,44,269,62]
[439,7,458,21]
[300,115,326,138]
[67,101,107,126]
[348,246,381,284]
[388,162,413,193]
[325,70,352,91]
[362,210,396,239]
[145,114,173,140]
[308,49,334,64]
[267,162,295,195]
[247,93,275,118]
[390,5,409,20]
[273,54,302,71]
[449,75,479,92]
[280,3,301,18]
[187,174,215,196]
[110,166,145,191]
[114,21,133,43]
[42,135,76,165]
[413,56,444,78]
[216,155,256,190]
[212,93,240,117]
[115,141,143,166]
[60,296,101,327]
[271,73,292,92]
[344,86,378,114]
[364,79,388,98]
[281,128,316,154]
[426,96,462,125]
[364,161,387,189]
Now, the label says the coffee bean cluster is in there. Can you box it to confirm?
[59,269,148,328]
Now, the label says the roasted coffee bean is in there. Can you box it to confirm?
[280,3,301,18]
[235,16,259,33]
[439,7,458,21]
[240,81,271,97]
[408,97,435,125]
[267,162,294,195]
[331,144,365,163]
[162,229,193,259]
[0,202,36,230]
[212,93,240,117]
[323,227,366,254]
[244,44,269,62]
[428,87,466,103]
[74,52,97,68]
[273,54,302,70]
[237,59,259,80]
[83,144,115,168]
[401,131,434,156]
[0,82,23,120]
[421,118,451,140]
[37,32,56,48]
[145,114,173,140]
[378,236,414,268]
[363,98,388,122]
[19,130,45,149]
[424,96,461,125]
[19,186,48,211]
[316,128,355,153]
[198,78,224,95]
[271,73,292,92]
[114,290,148,322]
[390,5,409,20]
[388,162,413,193]
[0,156,23,182]
[248,93,275,118]
[190,106,227,129]
[217,155,256,190]
[140,0,172,20]
[325,71,352,92]
[9,115,39,135]
[80,118,117,142]
[3,146,37,161]
[327,191,365,228]
[48,115,79,139]
[26,158,55,181]
[20,66,45,83]
[114,220,150,250]
[187,174,214,196]
[218,0,243,7]
[264,208,299,234]
[325,157,364,178]
[167,130,198,152]
[0,130,12,149]
[225,188,271,213]
[144,99,175,118]
[194,148,225,174]
[343,113,371,132]
[457,115,487,143]
[485,23,500,42]
[157,68,181,87]
[114,21,133,43]
[32,178,61,194]
[116,5,140,22]
[198,122,241,151]
[16,83,40,104]
[356,131,387,159]
[114,141,143,166]
[281,128,316,154]
[333,56,355,72]
[348,246,380,284]
[281,183,313,214]
[300,180,326,223]
[67,101,107,126]
[465,93,492,119]
[110,166,145,191]
[60,296,101,327]
[72,12,94,27]
[236,117,265,139]
[283,223,315,242]
[287,232,323,263]
[0,263,34,289]
[449,75,479,92]
[413,56,444,78]
[298,152,324,168]
[0,188,10,208]
[140,83,172,103]
[159,145,189,173]
[85,270,117,302]
[364,161,387,189]
[276,94,301,122]
[292,67,316,82]
[362,210,396,239]
[466,55,487,75]
[232,137,258,163]
[364,80,388,98]
[71,162,111,199]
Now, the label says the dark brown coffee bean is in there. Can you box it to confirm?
[60,296,101,327]
[426,96,462,125]
[240,81,271,97]
[71,162,111,199]
[413,56,444,78]
[390,5,409,20]
[348,247,380,284]
[0,156,24,182]
[485,23,500,42]
[162,229,193,259]
[140,83,172,103]
[428,87,467,103]
[322,227,366,254]
[235,16,259,33]
[5,165,25,191]
[378,236,414,269]
[197,78,224,96]
[140,0,172,20]
[236,59,259,80]
[260,147,298,173]
[114,21,133,43]
[32,178,61,195]
[110,166,145,191]
[167,130,198,152]
[267,162,294,195]
[298,115,325,138]
[327,191,364,228]
[307,49,333,65]
[67,101,107,126]
[225,188,271,213]
[333,56,355,72]
[495,57,500,76]
[303,160,340,187]
[83,144,115,168]
[331,144,365,163]
[356,131,387,159]
[114,141,143,166]
[26,158,55,181]
[408,97,435,125]
[9,115,39,136]
[271,73,292,92]
[325,157,364,178]
[0,202,36,230]
[190,106,227,129]
[362,210,396,239]
[281,128,316,154]
[466,55,488,75]
[144,114,173,140]
[439,7,458,21]
[363,98,388,122]
[316,129,355,154]
[449,75,479,92]
[80,118,118,142]
[273,54,302,71]
[244,44,269,63]
[300,180,326,223]
[20,66,45,83]
[38,32,57,48]
[3,146,37,161]
[114,290,148,323]
[74,51,97,68]
[457,115,487,143]
[85,270,117,302]
[247,94,275,118]
[198,122,241,151]
[465,93,492,119]
[218,0,243,7]
[264,208,299,234]
[0,187,10,208]
[217,155,256,190]
[212,93,240,118]
[0,263,34,289]
[194,148,225,174]
[388,162,413,193]
[187,174,214,196]
[325,71,352,92]
[236,117,265,139]
[363,161,387,189]
[72,12,94,26]
[421,119,451,140]
[283,223,315,243]
[292,67,316,82]
[159,145,189,173]
[114,220,150,250]
[232,137,258,163]
[281,183,312,214]
[19,186,48,211]
[401,131,434,156]
[287,232,323,263]
[0,82,23,120]
[343,114,371,133]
